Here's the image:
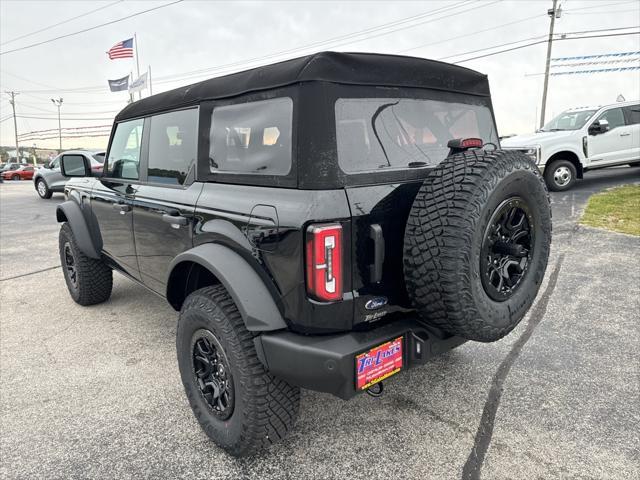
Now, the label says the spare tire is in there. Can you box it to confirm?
[403,150,552,342]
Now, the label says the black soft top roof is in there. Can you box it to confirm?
[116,51,490,121]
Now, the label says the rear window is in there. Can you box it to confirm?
[209,97,292,175]
[92,153,105,163]
[335,98,497,173]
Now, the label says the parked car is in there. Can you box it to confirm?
[33,150,105,198]
[2,165,36,181]
[502,101,640,191]
[0,162,28,173]
[54,52,551,457]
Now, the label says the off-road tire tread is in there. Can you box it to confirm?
[180,285,300,457]
[59,222,112,305]
[403,150,551,341]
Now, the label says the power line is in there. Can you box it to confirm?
[399,13,545,54]
[564,0,637,12]
[16,115,115,121]
[451,30,640,64]
[4,0,476,93]
[153,0,498,86]
[1,0,124,46]
[441,25,640,61]
[1,0,495,95]
[0,0,184,56]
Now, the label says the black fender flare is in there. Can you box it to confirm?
[56,201,101,259]
[167,244,287,332]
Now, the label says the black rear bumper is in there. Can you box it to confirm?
[254,317,466,400]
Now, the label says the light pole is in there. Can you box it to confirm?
[51,98,63,152]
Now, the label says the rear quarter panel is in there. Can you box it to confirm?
[194,182,353,333]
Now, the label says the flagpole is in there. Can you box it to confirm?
[134,33,141,100]
[148,65,153,95]
[129,71,134,104]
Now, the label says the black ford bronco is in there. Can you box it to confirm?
[56,52,551,457]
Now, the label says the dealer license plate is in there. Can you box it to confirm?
[355,336,403,390]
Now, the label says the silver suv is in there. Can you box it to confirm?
[33,150,105,199]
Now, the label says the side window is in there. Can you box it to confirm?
[147,109,198,185]
[106,118,144,180]
[209,97,292,175]
[623,105,640,125]
[597,108,625,130]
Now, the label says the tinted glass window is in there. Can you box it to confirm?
[50,157,60,169]
[209,97,292,175]
[92,153,105,164]
[336,98,498,173]
[623,105,640,125]
[147,109,198,185]
[597,108,625,130]
[106,118,144,180]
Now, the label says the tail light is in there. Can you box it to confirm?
[306,224,343,302]
[91,165,103,172]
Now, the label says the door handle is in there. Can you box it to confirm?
[162,213,188,227]
[620,133,631,137]
[112,203,131,213]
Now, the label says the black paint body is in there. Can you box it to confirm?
[58,53,498,396]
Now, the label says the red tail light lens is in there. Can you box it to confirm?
[460,138,483,148]
[306,224,343,302]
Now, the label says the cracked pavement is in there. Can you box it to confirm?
[1,167,639,479]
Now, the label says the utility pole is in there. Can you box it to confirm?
[539,0,561,129]
[5,91,20,161]
[51,98,63,153]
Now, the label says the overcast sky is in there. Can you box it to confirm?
[1,0,639,150]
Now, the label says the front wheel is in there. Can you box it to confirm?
[544,159,577,191]
[59,223,113,305]
[12,174,20,181]
[36,178,52,199]
[177,285,300,457]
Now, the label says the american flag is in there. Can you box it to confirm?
[107,38,134,60]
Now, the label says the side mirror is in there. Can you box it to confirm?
[60,155,90,177]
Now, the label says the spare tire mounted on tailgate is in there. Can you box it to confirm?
[404,150,552,342]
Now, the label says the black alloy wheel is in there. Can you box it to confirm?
[63,242,78,289]
[191,329,234,420]
[480,197,534,301]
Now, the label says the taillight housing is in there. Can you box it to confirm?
[306,224,343,302]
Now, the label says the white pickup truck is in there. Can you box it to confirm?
[502,101,640,191]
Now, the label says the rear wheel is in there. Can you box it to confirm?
[59,223,112,306]
[404,150,552,342]
[177,285,300,457]
[36,178,52,199]
[544,159,577,191]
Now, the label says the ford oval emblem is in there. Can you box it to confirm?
[365,297,388,310]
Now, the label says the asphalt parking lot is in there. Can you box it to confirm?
[1,168,639,480]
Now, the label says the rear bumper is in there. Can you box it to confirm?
[254,317,466,400]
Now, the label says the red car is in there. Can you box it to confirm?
[2,165,35,181]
